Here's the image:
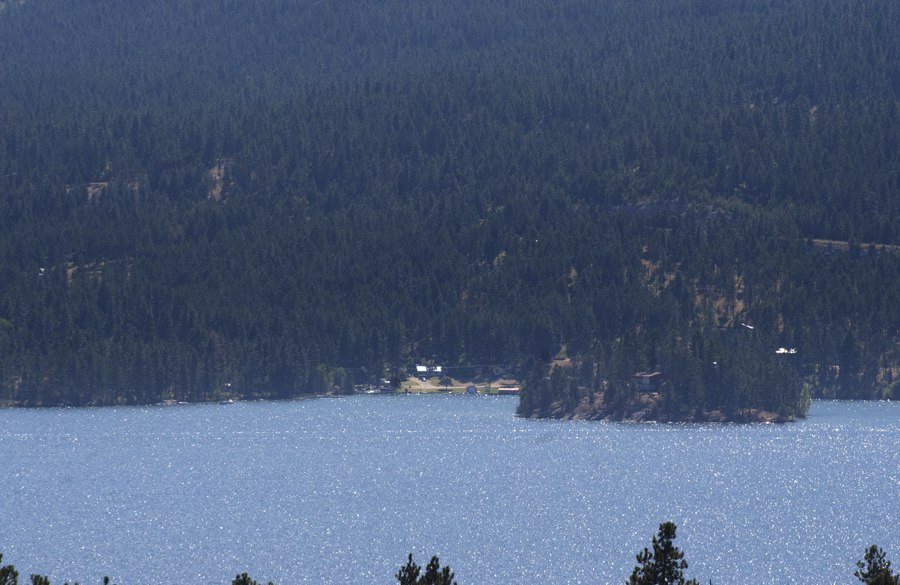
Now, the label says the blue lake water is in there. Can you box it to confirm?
[1,397,898,584]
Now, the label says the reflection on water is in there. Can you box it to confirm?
[0,398,898,584]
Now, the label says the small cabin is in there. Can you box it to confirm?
[633,372,664,391]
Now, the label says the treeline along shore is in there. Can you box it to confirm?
[3,526,899,584]
[1,0,900,408]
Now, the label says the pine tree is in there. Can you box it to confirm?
[232,573,273,585]
[419,556,457,585]
[855,545,899,585]
[627,522,699,585]
[0,554,18,585]
[396,554,421,585]
[396,554,457,585]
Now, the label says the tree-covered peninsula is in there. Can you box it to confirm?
[517,327,809,422]
[1,0,900,407]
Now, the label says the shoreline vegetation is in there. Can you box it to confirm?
[517,391,795,423]
[2,527,897,585]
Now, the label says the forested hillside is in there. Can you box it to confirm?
[1,0,899,407]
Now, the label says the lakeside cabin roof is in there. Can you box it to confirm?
[415,365,442,374]
[634,372,664,385]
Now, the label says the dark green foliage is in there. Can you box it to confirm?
[396,554,421,585]
[517,360,583,416]
[516,359,549,415]
[419,556,458,585]
[0,554,18,585]
[855,546,899,585]
[628,523,700,585]
[0,558,115,585]
[396,554,457,585]
[231,573,273,585]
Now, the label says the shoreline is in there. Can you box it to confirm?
[0,387,520,409]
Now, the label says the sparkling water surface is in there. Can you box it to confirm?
[1,397,898,584]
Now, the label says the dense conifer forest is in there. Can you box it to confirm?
[1,0,899,409]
